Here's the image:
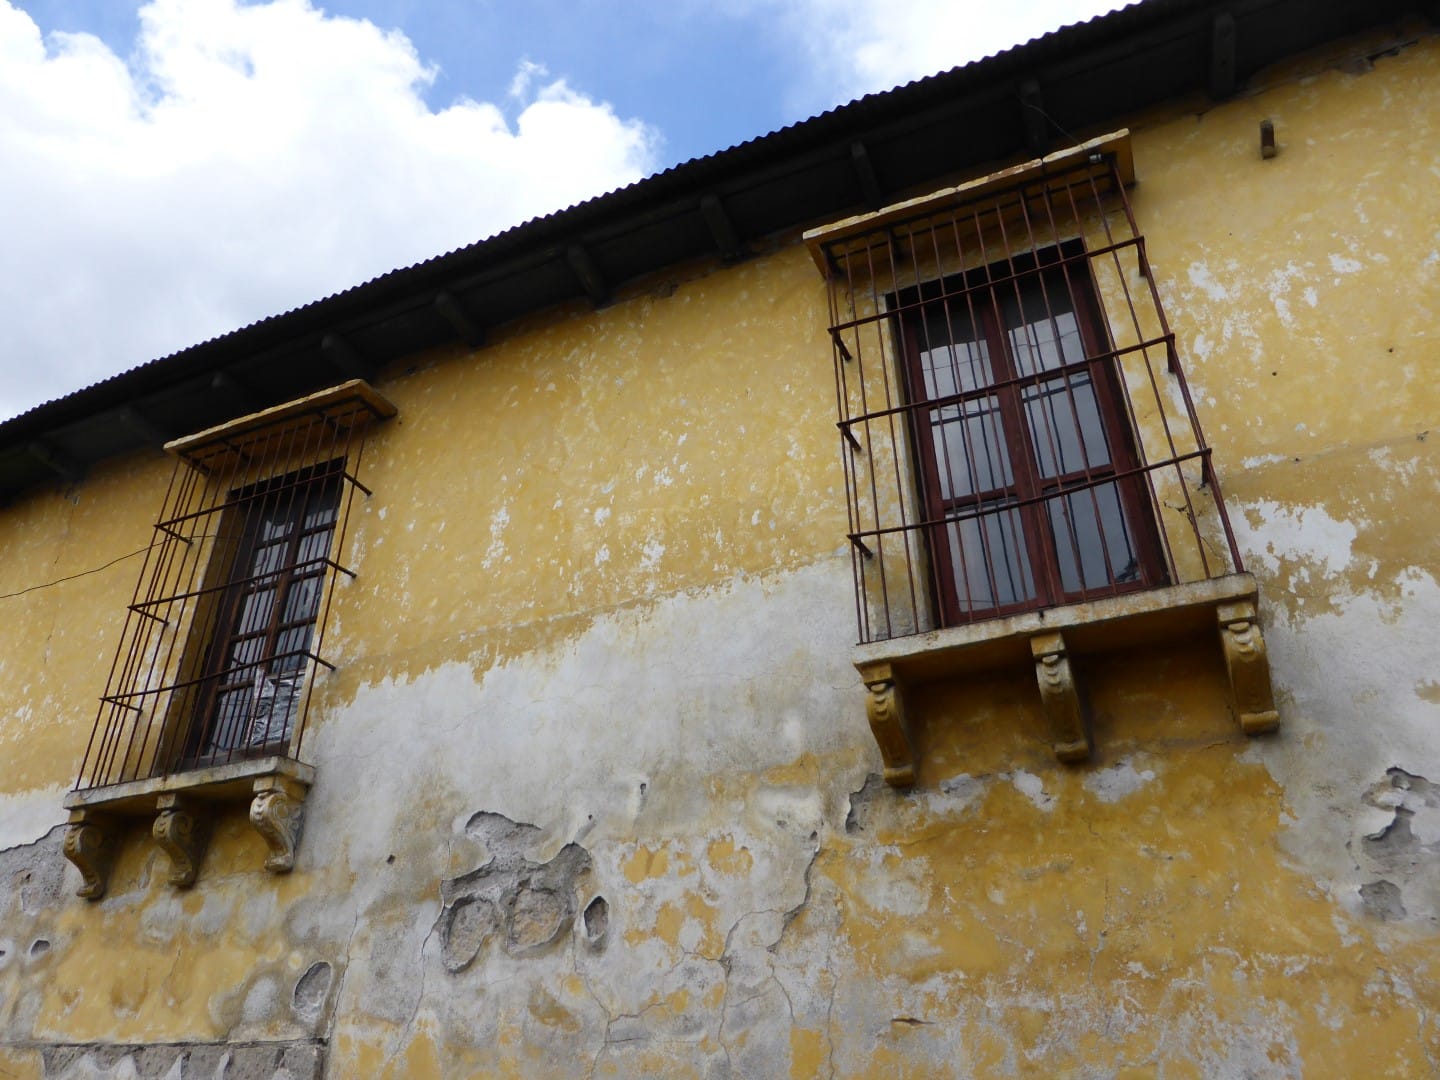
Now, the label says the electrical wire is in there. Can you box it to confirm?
[0,534,219,602]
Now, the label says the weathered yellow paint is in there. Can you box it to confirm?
[706,834,754,877]
[2,23,1439,1080]
[622,844,672,884]
[820,641,1440,1073]
[789,1027,827,1078]
[322,241,841,696]
[0,1045,40,1079]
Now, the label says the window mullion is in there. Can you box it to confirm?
[984,303,1058,608]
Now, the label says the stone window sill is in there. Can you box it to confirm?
[854,572,1279,786]
[61,756,313,899]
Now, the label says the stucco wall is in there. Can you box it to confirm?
[1,24,1438,1078]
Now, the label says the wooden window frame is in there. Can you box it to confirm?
[180,462,344,769]
[898,243,1167,627]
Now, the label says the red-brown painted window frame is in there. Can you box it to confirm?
[897,242,1168,627]
[181,462,344,767]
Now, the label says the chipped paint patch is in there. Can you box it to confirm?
[1187,262,1231,301]
[1007,770,1056,812]
[1083,760,1158,803]
[1232,499,1357,580]
[0,786,69,851]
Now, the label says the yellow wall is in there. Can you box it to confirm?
[1,24,1438,1079]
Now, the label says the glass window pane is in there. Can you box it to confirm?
[236,588,275,636]
[246,673,301,749]
[1045,482,1139,594]
[919,307,992,399]
[248,540,287,579]
[297,527,334,568]
[282,574,324,624]
[1002,276,1086,375]
[199,470,342,760]
[304,497,339,530]
[209,688,251,752]
[944,501,1037,612]
[229,633,266,669]
[273,625,314,672]
[931,396,1012,499]
[1022,373,1111,477]
[258,508,294,543]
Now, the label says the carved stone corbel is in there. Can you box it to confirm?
[63,810,117,900]
[153,795,210,888]
[1031,632,1091,762]
[860,662,917,788]
[250,776,308,873]
[1216,599,1280,734]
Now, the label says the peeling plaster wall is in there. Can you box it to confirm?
[3,25,1440,1079]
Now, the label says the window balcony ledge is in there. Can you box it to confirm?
[61,757,313,900]
[853,572,1280,787]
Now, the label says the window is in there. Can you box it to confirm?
[182,463,343,766]
[74,381,394,792]
[898,244,1165,625]
[806,132,1276,784]
[63,383,393,897]
[812,131,1248,645]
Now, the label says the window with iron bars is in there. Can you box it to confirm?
[181,461,343,768]
[816,140,1245,645]
[74,382,393,792]
[898,241,1167,623]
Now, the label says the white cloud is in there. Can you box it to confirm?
[0,0,658,419]
[730,0,1133,114]
[508,57,548,100]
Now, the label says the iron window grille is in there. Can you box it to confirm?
[74,382,392,791]
[818,148,1245,644]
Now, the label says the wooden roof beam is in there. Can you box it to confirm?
[211,370,262,413]
[27,440,83,484]
[850,142,885,211]
[433,290,485,347]
[700,194,744,262]
[1019,79,1049,156]
[1210,12,1238,99]
[321,332,371,380]
[117,405,167,447]
[566,244,609,307]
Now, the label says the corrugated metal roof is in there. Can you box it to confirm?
[0,0,1422,496]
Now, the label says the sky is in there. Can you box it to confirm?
[0,0,1131,420]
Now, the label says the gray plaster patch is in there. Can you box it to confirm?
[844,773,886,835]
[1008,769,1056,812]
[507,884,569,953]
[290,962,332,1024]
[931,773,987,813]
[11,829,68,915]
[440,895,499,972]
[1354,767,1440,922]
[582,895,609,947]
[41,1040,324,1079]
[1365,768,1440,845]
[1359,879,1407,921]
[1082,759,1158,803]
[239,977,280,1025]
[437,811,593,973]
[0,826,67,915]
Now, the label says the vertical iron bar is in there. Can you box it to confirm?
[1068,166,1189,581]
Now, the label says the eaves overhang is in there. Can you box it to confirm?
[0,0,1427,499]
